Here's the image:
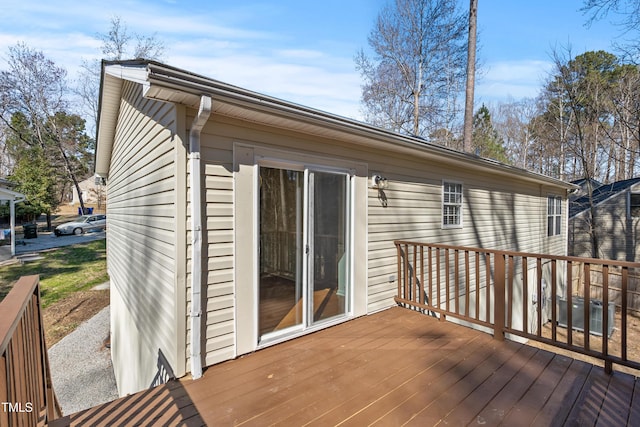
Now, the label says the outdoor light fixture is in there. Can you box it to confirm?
[372,174,389,207]
[372,174,389,189]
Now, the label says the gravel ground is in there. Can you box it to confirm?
[48,305,118,415]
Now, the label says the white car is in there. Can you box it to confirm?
[54,214,107,236]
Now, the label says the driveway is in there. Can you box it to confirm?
[0,230,106,263]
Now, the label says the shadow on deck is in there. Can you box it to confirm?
[50,379,204,426]
[52,307,640,426]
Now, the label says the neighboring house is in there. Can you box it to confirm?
[95,60,576,396]
[569,178,602,202]
[0,181,25,257]
[569,177,640,262]
[70,175,105,207]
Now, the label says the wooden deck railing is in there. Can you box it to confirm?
[394,241,640,374]
[1,275,61,426]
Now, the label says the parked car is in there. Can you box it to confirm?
[54,214,106,236]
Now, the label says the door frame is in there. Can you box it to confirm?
[234,143,369,356]
[256,160,354,346]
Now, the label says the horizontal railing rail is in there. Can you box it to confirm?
[394,240,640,374]
[1,275,61,426]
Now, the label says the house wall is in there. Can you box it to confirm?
[107,81,186,396]
[184,110,236,371]
[190,113,569,367]
[570,184,640,262]
[366,161,567,312]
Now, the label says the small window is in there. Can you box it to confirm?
[547,196,562,236]
[631,194,640,217]
[443,182,463,228]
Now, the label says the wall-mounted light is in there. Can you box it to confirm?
[372,174,389,207]
[372,174,389,189]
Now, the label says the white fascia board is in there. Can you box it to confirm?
[104,63,150,90]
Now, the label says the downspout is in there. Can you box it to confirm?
[189,95,212,380]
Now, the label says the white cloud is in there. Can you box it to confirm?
[0,1,365,120]
[476,59,554,102]
[171,51,363,119]
[0,32,101,76]
[275,49,326,60]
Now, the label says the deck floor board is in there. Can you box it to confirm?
[53,307,640,426]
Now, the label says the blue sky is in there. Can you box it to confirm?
[0,0,625,120]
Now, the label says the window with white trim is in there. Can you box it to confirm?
[547,196,562,236]
[442,181,463,228]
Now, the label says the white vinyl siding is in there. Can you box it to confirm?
[107,80,180,394]
[366,165,567,313]
[186,117,235,368]
[199,116,568,318]
[570,188,640,262]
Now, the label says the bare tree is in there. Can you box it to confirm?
[75,16,166,132]
[493,97,540,169]
[0,44,93,223]
[98,16,132,61]
[98,16,165,61]
[606,63,640,179]
[583,0,640,62]
[463,0,478,153]
[355,0,468,139]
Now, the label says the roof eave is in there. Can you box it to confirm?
[96,60,577,191]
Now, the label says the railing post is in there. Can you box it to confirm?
[584,263,591,351]
[396,243,402,301]
[622,267,628,362]
[494,253,506,341]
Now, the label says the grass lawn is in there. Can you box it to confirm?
[0,239,108,307]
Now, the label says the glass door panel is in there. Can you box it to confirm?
[259,167,303,336]
[309,171,349,324]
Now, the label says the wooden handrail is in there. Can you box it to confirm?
[394,241,640,374]
[1,275,61,426]
[393,240,640,268]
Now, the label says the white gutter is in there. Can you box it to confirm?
[189,95,212,380]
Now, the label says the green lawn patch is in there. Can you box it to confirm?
[0,239,108,307]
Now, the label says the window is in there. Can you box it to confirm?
[547,196,562,236]
[631,194,640,218]
[443,181,463,228]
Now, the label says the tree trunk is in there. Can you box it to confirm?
[413,61,423,136]
[55,143,86,215]
[462,0,478,153]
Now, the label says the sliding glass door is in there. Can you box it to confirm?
[259,165,350,341]
[308,170,349,325]
[258,167,304,336]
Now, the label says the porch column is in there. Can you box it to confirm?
[10,199,15,256]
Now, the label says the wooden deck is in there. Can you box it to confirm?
[52,307,640,426]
